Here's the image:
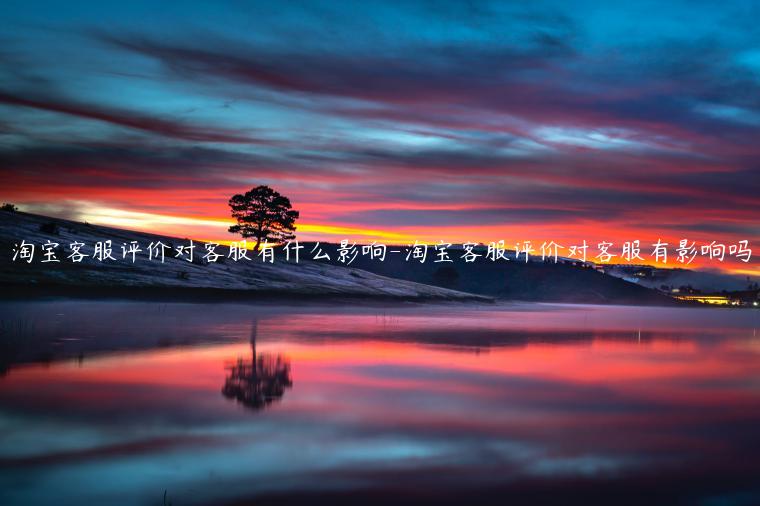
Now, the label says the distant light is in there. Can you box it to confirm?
[754,301,759,307]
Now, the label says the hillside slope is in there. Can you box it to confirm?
[0,211,487,301]
[310,243,676,305]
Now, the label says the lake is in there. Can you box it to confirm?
[1,300,759,505]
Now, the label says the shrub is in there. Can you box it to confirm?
[433,266,460,288]
[39,222,60,235]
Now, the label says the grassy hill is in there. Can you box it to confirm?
[309,243,676,305]
[0,210,487,302]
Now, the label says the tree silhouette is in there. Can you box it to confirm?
[228,185,299,251]
[222,320,293,410]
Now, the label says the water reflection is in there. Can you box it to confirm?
[222,321,292,410]
[0,301,759,505]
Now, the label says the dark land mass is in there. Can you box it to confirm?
[0,210,676,305]
[310,243,677,305]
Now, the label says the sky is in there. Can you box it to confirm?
[0,0,758,274]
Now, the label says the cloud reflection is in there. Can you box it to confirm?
[0,301,759,504]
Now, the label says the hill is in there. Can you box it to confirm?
[0,210,487,302]
[309,243,677,305]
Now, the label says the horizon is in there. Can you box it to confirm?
[3,208,754,285]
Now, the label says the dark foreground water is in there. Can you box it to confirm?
[0,300,759,505]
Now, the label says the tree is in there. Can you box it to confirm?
[228,185,299,251]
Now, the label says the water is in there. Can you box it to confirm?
[1,301,759,505]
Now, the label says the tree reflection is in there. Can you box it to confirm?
[222,320,292,410]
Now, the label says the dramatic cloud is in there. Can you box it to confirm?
[0,90,271,144]
[0,0,757,272]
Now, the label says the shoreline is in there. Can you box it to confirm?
[0,283,494,304]
[0,283,699,308]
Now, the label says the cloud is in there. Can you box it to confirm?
[98,32,760,155]
[0,90,271,144]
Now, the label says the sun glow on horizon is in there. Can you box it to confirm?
[44,204,754,276]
